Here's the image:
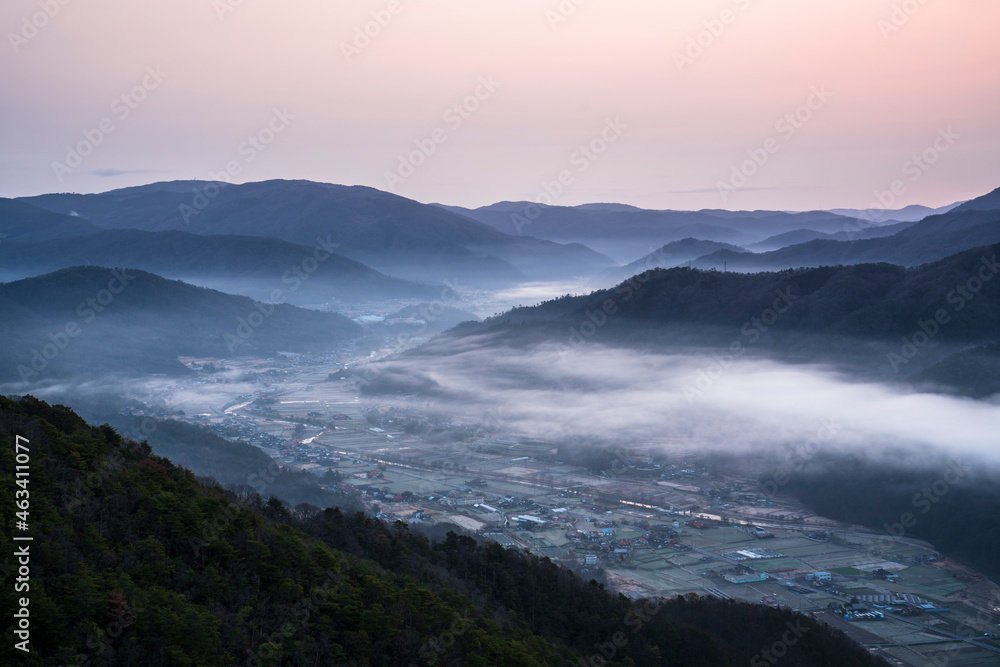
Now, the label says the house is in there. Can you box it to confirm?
[514,515,547,525]
[872,568,899,583]
[724,572,768,584]
[450,495,485,507]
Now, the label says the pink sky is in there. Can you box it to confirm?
[2,0,998,210]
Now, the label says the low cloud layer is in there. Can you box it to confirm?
[365,337,1000,465]
[11,337,998,470]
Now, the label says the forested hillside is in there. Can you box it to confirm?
[778,453,1000,579]
[0,396,887,665]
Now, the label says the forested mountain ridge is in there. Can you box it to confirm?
[446,243,1000,382]
[0,396,888,665]
[0,199,101,243]
[0,267,364,384]
[440,201,883,262]
[692,196,1000,273]
[18,180,615,286]
[0,229,440,305]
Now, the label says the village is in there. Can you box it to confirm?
[125,351,1000,667]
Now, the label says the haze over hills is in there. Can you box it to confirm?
[691,192,1000,273]
[0,266,364,385]
[595,238,749,286]
[0,228,439,306]
[3,183,999,666]
[0,198,101,243]
[746,220,917,253]
[827,201,963,222]
[433,241,1000,388]
[440,201,907,263]
[13,180,986,297]
[7,3,1000,665]
[954,187,1000,212]
[18,180,615,287]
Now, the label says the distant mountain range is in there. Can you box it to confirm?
[595,238,747,286]
[16,180,615,287]
[9,179,993,299]
[0,227,438,306]
[439,201,910,263]
[746,220,916,253]
[440,195,993,276]
[0,267,364,384]
[691,190,1000,272]
[0,198,100,242]
[827,201,962,222]
[5,179,999,395]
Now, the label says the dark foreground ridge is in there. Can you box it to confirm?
[0,396,888,665]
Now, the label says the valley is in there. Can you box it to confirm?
[109,348,1000,667]
[5,4,999,663]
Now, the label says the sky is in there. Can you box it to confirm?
[1,0,998,211]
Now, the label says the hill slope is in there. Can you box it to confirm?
[442,202,888,262]
[0,229,439,305]
[954,186,1000,212]
[0,198,100,243]
[596,239,749,286]
[0,267,363,384]
[20,180,615,286]
[446,243,1000,383]
[0,396,889,666]
[692,197,1000,273]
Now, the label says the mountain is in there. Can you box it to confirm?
[693,206,1000,273]
[827,201,962,222]
[748,228,835,252]
[780,451,1000,578]
[19,180,615,287]
[595,238,748,286]
[440,202,886,263]
[747,220,916,252]
[0,228,439,306]
[954,185,1000,213]
[915,343,1000,398]
[442,242,1000,383]
[0,267,364,384]
[0,198,101,243]
[0,395,889,666]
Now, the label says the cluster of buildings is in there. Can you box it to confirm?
[722,547,788,561]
